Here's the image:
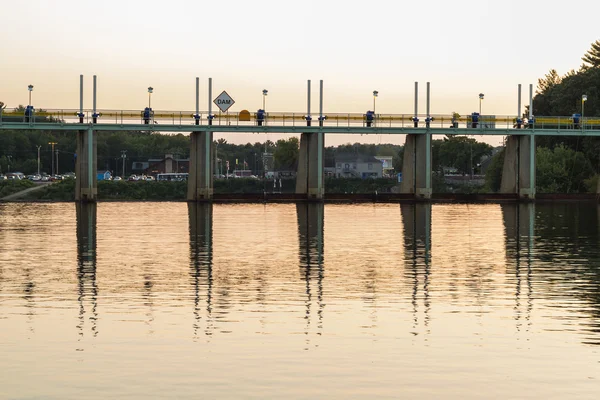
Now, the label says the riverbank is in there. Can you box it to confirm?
[1,183,599,204]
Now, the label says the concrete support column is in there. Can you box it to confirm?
[296,132,324,200]
[399,134,431,198]
[518,135,536,199]
[188,131,213,201]
[399,134,416,194]
[75,128,97,202]
[500,135,536,199]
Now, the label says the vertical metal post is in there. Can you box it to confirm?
[206,78,212,191]
[426,82,430,117]
[425,82,431,192]
[529,84,535,197]
[318,80,324,195]
[79,75,84,118]
[528,84,533,119]
[307,80,311,117]
[414,82,418,118]
[517,83,522,118]
[90,76,97,191]
[93,76,97,114]
[319,80,323,120]
[195,77,199,125]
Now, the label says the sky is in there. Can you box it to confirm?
[2,0,599,146]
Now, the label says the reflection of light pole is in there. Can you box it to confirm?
[262,89,268,110]
[48,142,57,176]
[478,93,484,115]
[37,145,41,175]
[28,85,34,106]
[148,87,153,108]
[582,94,588,129]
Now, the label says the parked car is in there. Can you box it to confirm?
[113,176,122,181]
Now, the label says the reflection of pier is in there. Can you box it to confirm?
[296,203,324,340]
[502,204,535,333]
[188,203,213,337]
[76,202,98,338]
[401,204,431,333]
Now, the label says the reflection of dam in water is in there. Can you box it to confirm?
[63,202,600,345]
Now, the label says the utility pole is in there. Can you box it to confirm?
[48,142,57,176]
[121,150,127,178]
[37,145,41,175]
[55,149,59,175]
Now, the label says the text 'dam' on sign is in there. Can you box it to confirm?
[213,91,235,113]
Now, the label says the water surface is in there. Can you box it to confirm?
[1,202,599,399]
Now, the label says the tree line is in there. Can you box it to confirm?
[485,39,600,193]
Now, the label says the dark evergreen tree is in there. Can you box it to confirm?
[582,39,600,67]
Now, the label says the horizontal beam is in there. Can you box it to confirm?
[2,122,600,136]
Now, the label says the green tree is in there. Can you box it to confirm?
[582,39,600,68]
[484,149,504,192]
[537,69,562,93]
[536,145,593,193]
[273,137,299,170]
[436,136,493,175]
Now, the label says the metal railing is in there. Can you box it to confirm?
[1,107,599,132]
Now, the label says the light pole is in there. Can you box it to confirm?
[28,85,34,106]
[478,93,484,115]
[121,150,127,178]
[48,142,57,176]
[7,155,11,173]
[37,145,41,175]
[148,87,153,108]
[55,149,59,175]
[582,94,588,129]
[262,89,268,110]
[373,90,378,114]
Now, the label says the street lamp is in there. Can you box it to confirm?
[28,85,34,106]
[478,93,484,115]
[37,145,41,175]
[148,87,154,108]
[262,89,268,110]
[582,94,588,129]
[373,90,379,114]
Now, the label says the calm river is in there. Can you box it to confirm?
[1,202,599,399]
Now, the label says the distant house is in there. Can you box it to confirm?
[97,171,112,181]
[334,154,383,179]
[144,154,189,176]
[374,156,394,176]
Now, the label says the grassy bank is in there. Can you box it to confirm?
[0,180,35,198]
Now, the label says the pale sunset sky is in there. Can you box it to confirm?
[2,0,598,145]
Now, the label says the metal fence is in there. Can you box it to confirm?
[1,107,599,131]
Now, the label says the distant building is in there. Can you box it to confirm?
[144,154,189,176]
[334,154,383,179]
[97,171,112,181]
[131,161,150,173]
[374,156,394,176]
